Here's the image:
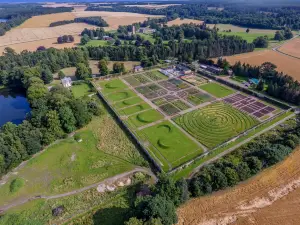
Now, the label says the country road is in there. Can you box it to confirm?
[0,167,156,213]
[188,113,295,178]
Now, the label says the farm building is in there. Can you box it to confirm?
[103,35,113,41]
[176,65,192,75]
[134,66,144,72]
[200,64,223,75]
[61,77,72,88]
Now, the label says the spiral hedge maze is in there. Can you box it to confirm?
[174,102,258,149]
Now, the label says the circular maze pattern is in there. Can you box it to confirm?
[175,102,258,149]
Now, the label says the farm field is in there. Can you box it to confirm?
[207,23,278,34]
[96,69,282,172]
[278,37,300,58]
[0,109,146,209]
[177,147,300,225]
[167,18,204,26]
[199,82,235,98]
[223,50,299,80]
[124,4,180,9]
[219,31,274,43]
[174,102,258,149]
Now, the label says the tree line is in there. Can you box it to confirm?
[231,61,300,105]
[0,4,73,36]
[57,35,74,44]
[49,16,108,27]
[86,4,300,30]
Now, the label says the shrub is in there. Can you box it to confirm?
[10,178,24,193]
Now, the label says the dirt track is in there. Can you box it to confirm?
[177,147,300,225]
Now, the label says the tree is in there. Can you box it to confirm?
[37,46,46,51]
[246,28,250,33]
[138,195,178,225]
[98,59,109,76]
[256,79,264,91]
[75,63,91,80]
[223,167,239,186]
[246,156,262,175]
[274,31,285,41]
[41,68,53,84]
[58,106,76,133]
[27,83,48,103]
[45,110,64,138]
[62,35,69,43]
[80,34,90,45]
[253,36,268,48]
[112,62,125,73]
[71,100,92,127]
[211,169,228,191]
[125,217,144,225]
[68,35,74,42]
[58,71,66,79]
[115,39,122,46]
[57,36,63,44]
[236,162,251,181]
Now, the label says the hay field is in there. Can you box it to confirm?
[73,11,164,30]
[18,12,75,28]
[167,18,204,26]
[223,50,299,80]
[0,23,93,47]
[0,36,80,54]
[207,23,278,34]
[278,37,300,58]
[177,147,300,225]
[124,4,180,9]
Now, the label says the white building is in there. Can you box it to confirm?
[61,77,72,88]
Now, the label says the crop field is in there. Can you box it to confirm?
[96,69,282,172]
[278,37,300,58]
[199,82,235,98]
[167,18,204,26]
[223,50,299,80]
[207,23,278,34]
[174,102,258,148]
[181,75,208,86]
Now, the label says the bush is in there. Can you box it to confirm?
[10,178,24,193]
[74,133,82,142]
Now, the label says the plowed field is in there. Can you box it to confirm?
[278,37,300,58]
[177,147,300,225]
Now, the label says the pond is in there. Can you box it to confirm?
[0,89,31,127]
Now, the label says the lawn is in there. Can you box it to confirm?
[112,96,143,109]
[219,31,274,43]
[106,89,137,102]
[99,79,128,94]
[137,121,203,169]
[199,82,235,98]
[71,83,94,98]
[174,102,258,149]
[85,40,112,47]
[126,109,164,129]
[138,33,155,43]
[119,102,151,116]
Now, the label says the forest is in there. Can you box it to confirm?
[0,4,73,36]
[86,4,300,30]
[49,16,108,27]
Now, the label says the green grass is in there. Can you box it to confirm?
[112,96,143,109]
[99,79,128,94]
[138,33,155,43]
[85,40,111,47]
[71,83,94,98]
[174,102,258,149]
[119,102,151,116]
[126,109,164,129]
[172,111,294,180]
[106,89,137,102]
[9,178,24,193]
[137,121,203,170]
[219,32,274,43]
[230,75,249,83]
[199,82,235,98]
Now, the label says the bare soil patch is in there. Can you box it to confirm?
[222,50,299,80]
[18,12,75,28]
[278,37,300,58]
[167,18,204,26]
[73,11,164,30]
[177,147,300,225]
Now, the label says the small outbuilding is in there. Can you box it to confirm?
[134,66,143,73]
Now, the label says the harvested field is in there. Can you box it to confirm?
[177,147,300,225]
[0,23,93,47]
[207,23,278,34]
[18,12,75,28]
[0,36,80,54]
[73,11,164,30]
[278,37,300,58]
[167,18,204,26]
[124,4,180,9]
[223,50,299,80]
